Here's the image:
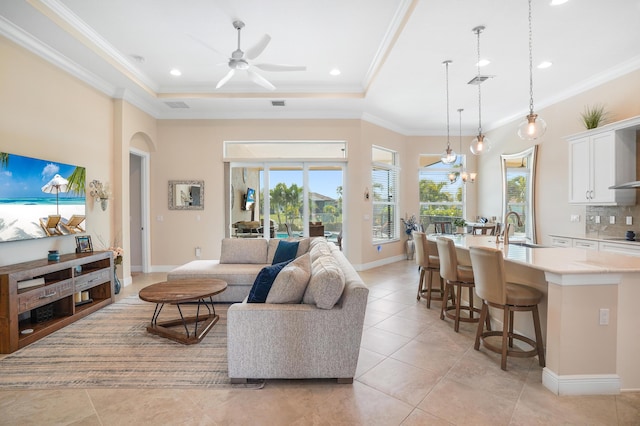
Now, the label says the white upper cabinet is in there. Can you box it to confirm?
[566,116,640,205]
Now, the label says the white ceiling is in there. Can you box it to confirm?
[2,0,640,136]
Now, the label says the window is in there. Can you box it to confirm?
[502,146,537,242]
[372,146,398,243]
[418,154,465,232]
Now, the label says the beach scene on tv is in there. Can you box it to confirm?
[0,152,86,242]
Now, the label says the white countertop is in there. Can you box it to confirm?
[428,234,640,275]
[549,233,640,246]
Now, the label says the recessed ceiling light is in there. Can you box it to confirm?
[550,0,569,5]
[329,68,341,76]
[537,61,553,69]
[476,59,490,67]
[170,69,182,76]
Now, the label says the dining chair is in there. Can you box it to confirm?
[471,225,496,235]
[433,222,449,234]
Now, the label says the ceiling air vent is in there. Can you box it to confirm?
[164,101,190,109]
[467,75,495,85]
[271,100,286,107]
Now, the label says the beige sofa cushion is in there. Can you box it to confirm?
[266,253,311,304]
[303,254,345,309]
[309,239,332,262]
[220,238,268,264]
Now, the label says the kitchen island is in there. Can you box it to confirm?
[427,234,640,395]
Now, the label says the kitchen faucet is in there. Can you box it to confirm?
[499,211,523,245]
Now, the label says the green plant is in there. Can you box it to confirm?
[453,218,467,227]
[580,104,609,129]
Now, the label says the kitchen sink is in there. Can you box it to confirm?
[508,241,549,248]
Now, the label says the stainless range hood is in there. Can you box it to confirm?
[609,181,640,189]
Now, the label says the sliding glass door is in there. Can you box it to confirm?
[231,163,343,241]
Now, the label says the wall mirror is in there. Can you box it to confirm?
[169,180,204,210]
[501,146,538,243]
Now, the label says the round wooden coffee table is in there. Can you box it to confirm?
[138,279,227,344]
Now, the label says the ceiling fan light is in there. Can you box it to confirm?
[470,134,491,155]
[517,113,547,140]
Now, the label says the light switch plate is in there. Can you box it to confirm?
[626,216,633,225]
[595,216,601,224]
[570,214,580,223]
[610,216,616,224]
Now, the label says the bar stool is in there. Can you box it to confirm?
[436,237,486,332]
[469,246,545,370]
[413,231,444,308]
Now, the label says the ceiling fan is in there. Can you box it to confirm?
[200,20,306,90]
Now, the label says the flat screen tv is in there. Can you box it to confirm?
[0,151,86,242]
[243,187,255,211]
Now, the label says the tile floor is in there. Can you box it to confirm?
[0,260,639,425]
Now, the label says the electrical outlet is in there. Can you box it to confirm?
[595,215,601,224]
[610,216,616,224]
[626,216,633,225]
[599,308,609,325]
[195,247,201,258]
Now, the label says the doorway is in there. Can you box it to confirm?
[129,148,150,273]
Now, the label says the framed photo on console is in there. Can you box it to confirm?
[75,235,93,253]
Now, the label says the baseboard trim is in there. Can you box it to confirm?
[542,368,620,395]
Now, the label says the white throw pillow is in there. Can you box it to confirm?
[266,254,311,304]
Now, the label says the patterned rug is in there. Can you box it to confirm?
[0,296,257,389]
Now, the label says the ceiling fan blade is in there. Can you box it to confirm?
[254,63,307,72]
[187,33,227,58]
[247,69,275,90]
[216,69,236,89]
[245,34,271,60]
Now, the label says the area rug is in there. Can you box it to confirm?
[0,296,259,389]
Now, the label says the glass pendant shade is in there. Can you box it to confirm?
[469,172,477,183]
[470,134,491,155]
[441,146,457,164]
[517,113,547,140]
[461,171,469,183]
[518,0,548,140]
[448,172,457,183]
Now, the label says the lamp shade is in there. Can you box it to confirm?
[517,113,547,140]
[441,147,457,164]
[470,134,491,155]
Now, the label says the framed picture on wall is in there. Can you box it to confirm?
[75,235,93,253]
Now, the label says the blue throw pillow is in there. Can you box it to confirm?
[247,261,291,303]
[272,240,300,265]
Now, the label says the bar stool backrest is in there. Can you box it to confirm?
[436,237,458,282]
[469,246,508,305]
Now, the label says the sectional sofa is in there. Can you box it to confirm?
[167,237,369,383]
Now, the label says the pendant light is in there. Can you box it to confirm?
[470,26,491,155]
[517,0,547,140]
[440,60,456,164]
[458,108,477,184]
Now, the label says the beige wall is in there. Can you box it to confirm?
[478,69,640,245]
[0,37,113,266]
[3,35,640,273]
